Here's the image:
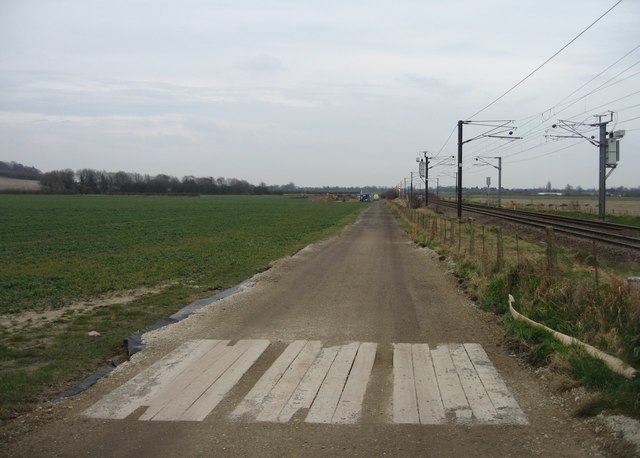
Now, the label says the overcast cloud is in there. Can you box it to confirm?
[1,0,639,189]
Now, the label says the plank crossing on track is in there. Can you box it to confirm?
[83,340,526,425]
[233,341,377,424]
[392,343,528,425]
[83,340,269,422]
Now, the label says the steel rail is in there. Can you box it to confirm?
[462,201,640,235]
[434,200,640,250]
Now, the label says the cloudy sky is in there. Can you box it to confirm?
[1,0,639,189]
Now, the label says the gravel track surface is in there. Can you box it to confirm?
[2,202,634,457]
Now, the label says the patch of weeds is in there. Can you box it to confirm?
[567,348,640,416]
[573,394,612,417]
[504,318,566,367]
[569,349,627,391]
[480,274,508,313]
[505,319,640,417]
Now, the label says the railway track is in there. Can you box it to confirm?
[434,200,640,251]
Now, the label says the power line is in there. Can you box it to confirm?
[463,66,640,160]
[466,0,623,120]
[434,124,457,159]
[438,39,639,170]
[552,43,640,108]
[505,140,583,164]
[618,115,640,124]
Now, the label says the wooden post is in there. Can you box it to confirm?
[469,222,475,256]
[629,277,640,305]
[546,226,558,276]
[496,227,504,272]
[450,219,455,246]
[443,218,447,243]
[593,240,599,293]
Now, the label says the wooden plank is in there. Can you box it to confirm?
[139,340,229,420]
[180,339,270,421]
[149,340,255,421]
[431,344,470,421]
[392,343,419,424]
[232,340,307,418]
[332,342,377,424]
[305,342,359,424]
[449,343,497,424]
[412,344,446,425]
[277,346,339,423]
[464,343,528,425]
[84,340,220,420]
[256,341,322,422]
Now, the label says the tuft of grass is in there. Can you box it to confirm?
[505,318,567,367]
[480,275,508,312]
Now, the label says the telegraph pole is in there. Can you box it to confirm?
[410,173,414,204]
[457,120,518,218]
[425,158,429,205]
[551,112,623,222]
[497,156,502,208]
[418,151,430,206]
[457,120,463,218]
[597,115,608,221]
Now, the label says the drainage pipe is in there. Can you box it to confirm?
[508,294,638,380]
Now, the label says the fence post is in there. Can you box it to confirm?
[450,219,455,246]
[593,240,599,293]
[546,226,558,276]
[469,222,476,256]
[443,218,447,243]
[629,277,640,305]
[496,227,504,272]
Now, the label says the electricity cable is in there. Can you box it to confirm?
[466,0,623,120]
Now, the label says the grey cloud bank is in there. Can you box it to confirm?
[1,0,639,189]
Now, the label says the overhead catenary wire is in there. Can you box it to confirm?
[463,69,640,162]
[553,43,640,108]
[464,60,640,158]
[429,2,636,189]
[465,0,623,120]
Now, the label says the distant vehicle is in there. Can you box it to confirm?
[359,193,371,202]
[373,194,379,201]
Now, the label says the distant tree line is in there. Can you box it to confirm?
[0,161,42,180]
[37,168,296,195]
[297,185,391,194]
[431,184,640,198]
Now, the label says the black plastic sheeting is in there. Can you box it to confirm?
[53,279,254,403]
[53,366,116,404]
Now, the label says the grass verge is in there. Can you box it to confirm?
[389,199,640,418]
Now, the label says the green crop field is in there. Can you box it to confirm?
[1,195,364,314]
[0,194,365,419]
